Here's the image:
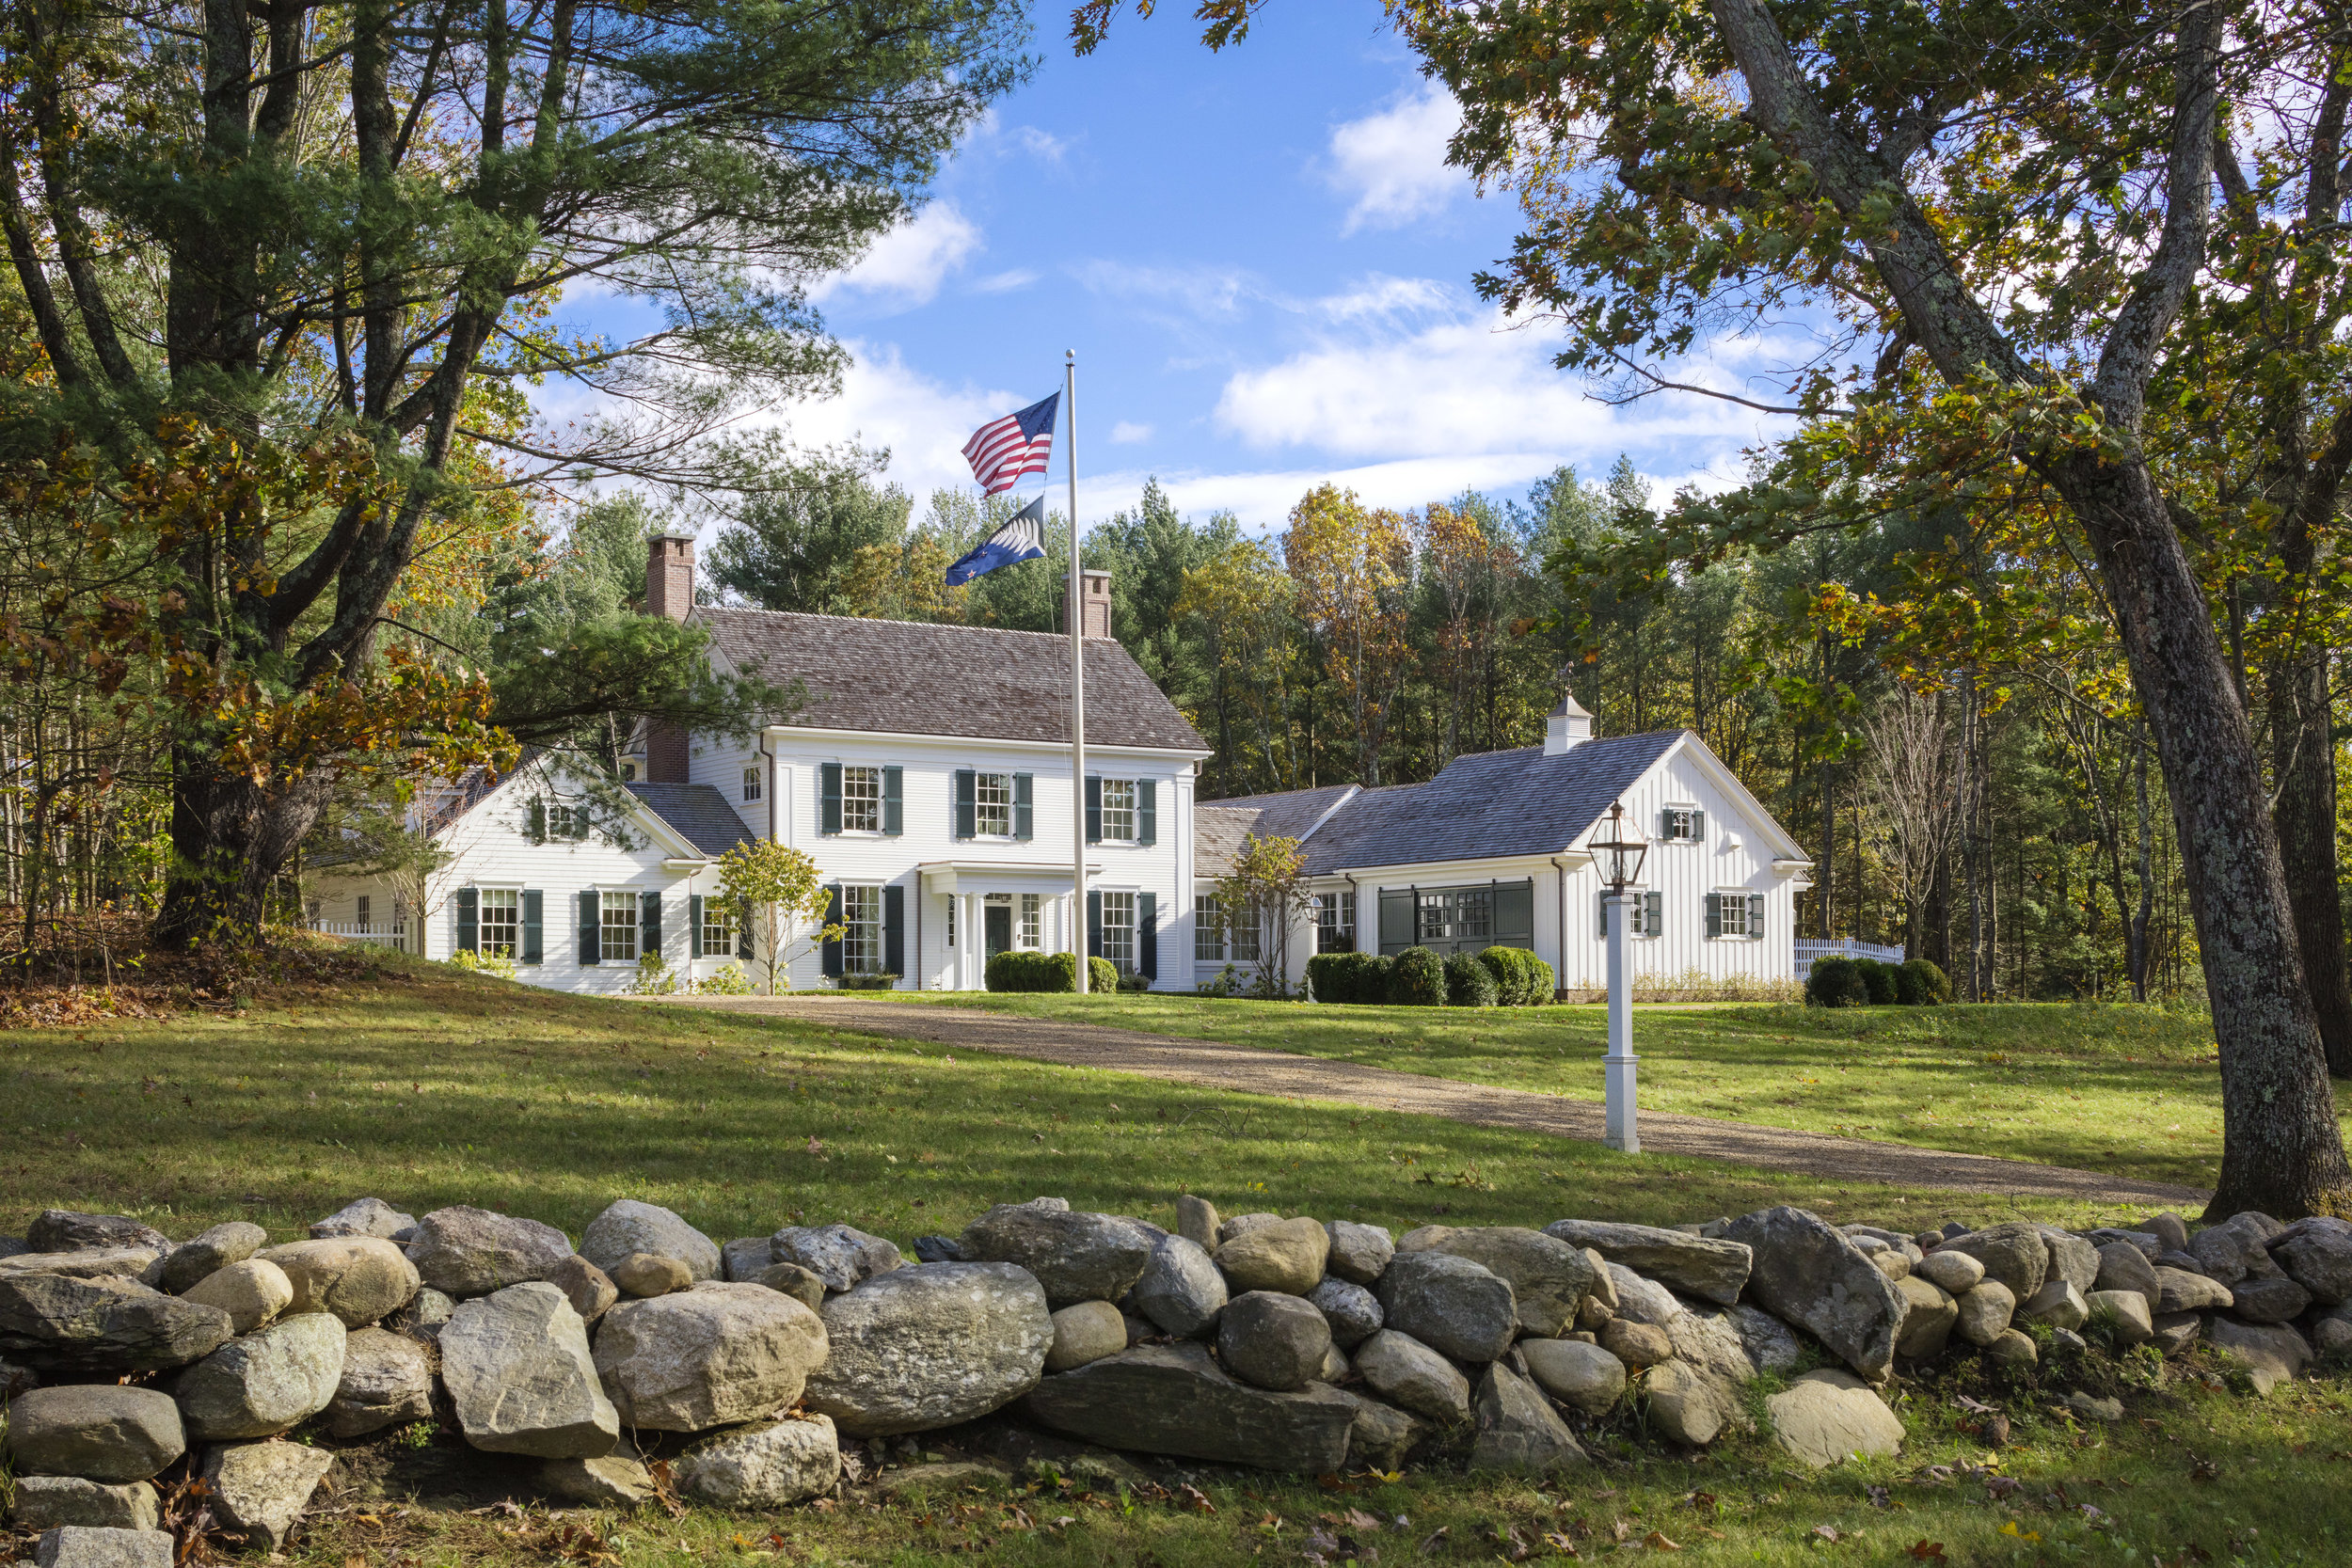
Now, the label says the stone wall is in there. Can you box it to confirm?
[2,1194,2346,1565]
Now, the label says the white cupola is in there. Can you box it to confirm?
[1545,687,1594,755]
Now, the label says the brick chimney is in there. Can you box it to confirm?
[646,532,695,622]
[644,533,696,781]
[1067,568,1112,638]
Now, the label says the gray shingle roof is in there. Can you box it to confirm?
[693,608,1206,752]
[626,783,758,858]
[1215,733,1683,874]
[1194,806,1259,879]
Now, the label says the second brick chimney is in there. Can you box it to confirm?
[644,533,697,781]
[1067,568,1112,638]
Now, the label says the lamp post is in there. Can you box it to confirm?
[1590,800,1649,1153]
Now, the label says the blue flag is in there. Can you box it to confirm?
[945,494,1048,585]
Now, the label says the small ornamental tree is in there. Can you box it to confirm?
[1216,833,1311,999]
[714,841,841,997]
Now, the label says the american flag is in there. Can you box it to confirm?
[962,392,1059,496]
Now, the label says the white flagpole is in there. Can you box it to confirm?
[1066,350,1088,995]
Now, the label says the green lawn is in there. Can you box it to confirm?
[879,991,2275,1191]
[6,955,2350,1564]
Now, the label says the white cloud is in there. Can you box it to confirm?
[1108,420,1153,445]
[776,340,1024,497]
[1007,125,1070,164]
[1070,260,1259,320]
[1326,83,1468,235]
[812,203,982,309]
[973,268,1040,294]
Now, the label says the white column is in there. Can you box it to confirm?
[1604,891,1640,1153]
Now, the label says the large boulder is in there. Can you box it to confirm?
[1216,1291,1332,1392]
[1214,1216,1330,1295]
[439,1282,618,1457]
[1542,1220,1752,1306]
[2187,1214,2276,1286]
[1,1386,184,1482]
[1325,1221,1395,1285]
[11,1478,159,1533]
[1353,1329,1471,1424]
[1766,1369,1905,1468]
[157,1224,268,1295]
[2087,1290,2154,1347]
[801,1262,1053,1437]
[1894,1276,1958,1360]
[1666,1306,1768,1384]
[1373,1250,1515,1362]
[580,1200,720,1282]
[1643,1360,1741,1447]
[2268,1217,2352,1306]
[179,1260,293,1337]
[2021,1280,2090,1331]
[1933,1225,2049,1300]
[547,1256,619,1324]
[1953,1281,2016,1346]
[174,1313,347,1441]
[1336,1390,1428,1471]
[1025,1342,1358,1471]
[2039,1231,2101,1294]
[1725,1303,1807,1374]
[1521,1338,1626,1416]
[1599,1317,1673,1368]
[672,1416,840,1508]
[2154,1266,2234,1314]
[325,1326,436,1437]
[1308,1276,1383,1349]
[959,1202,1153,1307]
[1469,1361,1585,1474]
[1602,1264,1684,1326]
[1044,1301,1127,1372]
[542,1439,659,1508]
[30,1528,174,1568]
[1916,1249,1985,1295]
[721,1237,773,1282]
[1403,1227,1595,1338]
[769,1225,900,1294]
[2208,1318,2312,1395]
[2230,1275,2312,1324]
[310,1198,416,1241]
[27,1213,167,1255]
[593,1281,828,1431]
[1724,1207,1905,1378]
[0,1275,232,1375]
[404,1207,572,1298]
[254,1238,419,1327]
[199,1439,335,1552]
[0,1249,160,1284]
[2094,1243,2159,1303]
[1130,1234,1228,1339]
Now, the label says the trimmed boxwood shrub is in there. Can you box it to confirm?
[1898,958,1950,1005]
[1805,956,1867,1008]
[1475,945,1556,1006]
[1090,956,1121,994]
[1444,950,1500,1006]
[987,951,1078,992]
[1387,946,1447,1006]
[1307,951,1391,1005]
[1853,958,1899,1006]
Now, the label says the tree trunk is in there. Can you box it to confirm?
[2052,451,2350,1215]
[151,749,336,951]
[2268,641,2352,1077]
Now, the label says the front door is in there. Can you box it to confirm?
[984,902,1013,961]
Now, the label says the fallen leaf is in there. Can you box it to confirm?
[1643,1530,1680,1551]
[1542,1532,1581,1557]
[1418,1526,1451,1555]
[1812,1525,1842,1544]
[1346,1509,1383,1531]
[1998,1522,2041,1544]
[1903,1543,1947,1561]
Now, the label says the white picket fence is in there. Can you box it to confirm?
[309,921,408,951]
[1792,937,1905,978]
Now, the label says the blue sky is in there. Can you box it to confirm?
[558,4,1788,533]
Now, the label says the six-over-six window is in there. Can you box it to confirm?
[841,884,883,974]
[600,891,639,962]
[479,889,519,957]
[1099,780,1138,841]
[841,766,883,832]
[975,772,1012,835]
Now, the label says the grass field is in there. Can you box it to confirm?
[882,991,2270,1192]
[5,954,2347,1565]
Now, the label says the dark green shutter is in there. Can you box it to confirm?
[1496,879,1534,942]
[1378,889,1412,953]
[1597,892,1609,940]
[820,763,842,834]
[1693,810,1707,841]
[738,897,755,960]
[642,891,661,960]
[689,895,704,959]
[1749,892,1765,939]
[521,891,542,965]
[882,766,903,835]
[1138,780,1156,846]
[1706,895,1722,939]
[1085,776,1102,843]
[883,885,904,977]
[1012,772,1033,839]
[528,800,546,841]
[1645,891,1662,936]
[579,891,600,965]
[1661,808,1674,841]
[1088,890,1104,958]
[1138,892,1157,981]
[820,884,843,977]
[456,887,478,954]
[954,769,976,839]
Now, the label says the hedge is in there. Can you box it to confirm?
[1897,958,1950,1005]
[986,951,1124,993]
[1853,958,1899,1006]
[1476,945,1554,1006]
[1443,950,1500,1006]
[1386,946,1448,1006]
[1804,956,1867,1008]
[1307,951,1392,1005]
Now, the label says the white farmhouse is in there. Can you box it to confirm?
[308,536,1809,997]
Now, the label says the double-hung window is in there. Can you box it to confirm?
[1099,891,1137,972]
[479,890,519,958]
[600,892,640,962]
[1229,901,1261,963]
[1099,780,1138,842]
[1195,895,1226,962]
[701,898,737,958]
[975,772,1013,836]
[841,767,882,832]
[841,885,883,974]
[1019,893,1041,949]
[1662,805,1706,842]
[1314,891,1356,954]
[743,767,762,802]
[1711,891,1749,938]
[355,895,372,932]
[1417,891,1452,945]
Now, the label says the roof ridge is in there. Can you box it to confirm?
[696,605,1118,642]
